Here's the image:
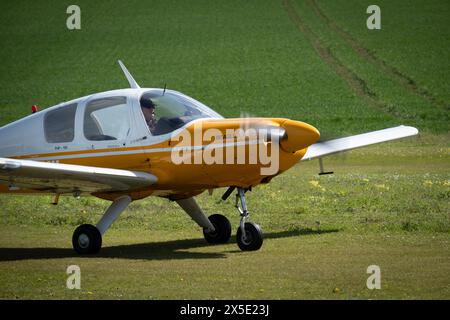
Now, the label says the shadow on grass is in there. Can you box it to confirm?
[0,228,338,262]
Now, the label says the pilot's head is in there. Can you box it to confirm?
[140,97,155,109]
[140,98,156,127]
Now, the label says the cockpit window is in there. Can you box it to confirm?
[84,96,130,141]
[140,90,221,136]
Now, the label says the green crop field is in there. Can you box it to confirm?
[0,0,449,300]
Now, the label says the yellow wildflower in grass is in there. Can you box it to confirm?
[309,180,320,188]
[309,180,326,192]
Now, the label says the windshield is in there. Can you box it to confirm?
[140,90,222,136]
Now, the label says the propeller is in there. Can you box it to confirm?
[238,111,287,143]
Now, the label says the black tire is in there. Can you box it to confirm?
[236,222,263,251]
[203,214,232,244]
[72,224,102,254]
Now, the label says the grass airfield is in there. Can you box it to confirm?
[1,139,448,299]
[0,0,449,299]
[1,227,448,299]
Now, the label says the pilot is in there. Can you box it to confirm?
[140,97,157,133]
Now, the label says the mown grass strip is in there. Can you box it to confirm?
[308,0,449,112]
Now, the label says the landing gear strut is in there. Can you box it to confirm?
[233,187,263,251]
[72,195,132,254]
[177,190,263,251]
[219,186,264,251]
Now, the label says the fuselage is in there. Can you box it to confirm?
[0,88,320,200]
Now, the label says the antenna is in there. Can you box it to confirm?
[163,83,167,96]
[118,60,140,89]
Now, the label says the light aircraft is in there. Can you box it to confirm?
[0,61,418,254]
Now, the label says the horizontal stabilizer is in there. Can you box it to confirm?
[301,125,419,161]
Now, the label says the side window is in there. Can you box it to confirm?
[44,103,77,143]
[84,96,130,141]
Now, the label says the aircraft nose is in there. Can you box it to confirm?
[280,119,320,153]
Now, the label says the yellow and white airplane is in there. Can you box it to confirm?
[0,61,418,254]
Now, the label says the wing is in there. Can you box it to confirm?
[0,157,157,194]
[301,125,419,161]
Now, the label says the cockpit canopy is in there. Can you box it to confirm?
[140,90,222,135]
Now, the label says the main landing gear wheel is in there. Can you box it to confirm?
[237,222,263,251]
[203,214,232,244]
[72,224,102,254]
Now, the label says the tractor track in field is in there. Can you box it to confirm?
[308,0,449,112]
[280,0,407,120]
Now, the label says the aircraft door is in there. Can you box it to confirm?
[83,96,133,148]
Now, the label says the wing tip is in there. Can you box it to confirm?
[399,125,419,136]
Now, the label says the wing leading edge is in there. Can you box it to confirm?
[301,125,419,161]
[0,157,157,194]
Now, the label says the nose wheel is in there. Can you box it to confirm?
[235,188,263,251]
[237,222,263,251]
[219,187,263,251]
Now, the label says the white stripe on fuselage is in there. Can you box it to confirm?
[25,140,263,162]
